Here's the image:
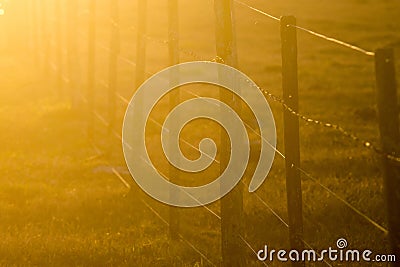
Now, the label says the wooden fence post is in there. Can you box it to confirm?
[168,0,181,241]
[134,0,147,143]
[87,0,96,139]
[67,0,79,108]
[55,0,63,97]
[108,0,120,137]
[40,0,50,76]
[280,16,305,267]
[31,0,39,65]
[135,0,148,88]
[214,0,244,266]
[375,48,400,266]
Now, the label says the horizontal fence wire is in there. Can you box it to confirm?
[257,86,400,164]
[86,82,223,262]
[185,82,400,173]
[77,30,140,70]
[238,234,269,267]
[243,182,334,267]
[114,90,270,264]
[291,25,375,56]
[88,139,216,266]
[233,0,280,21]
[137,82,390,235]
[252,191,288,228]
[128,25,220,62]
[298,167,389,235]
[89,50,390,236]
[90,18,399,164]
[233,0,375,56]
[112,85,348,267]
[140,198,217,267]
[271,134,389,235]
[95,40,138,69]
[44,1,397,264]
[53,21,391,244]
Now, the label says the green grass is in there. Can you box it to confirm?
[1,0,400,266]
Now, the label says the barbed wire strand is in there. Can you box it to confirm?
[233,0,280,21]
[113,94,228,219]
[244,180,334,266]
[91,34,396,165]
[93,110,109,127]
[140,199,217,267]
[137,153,222,219]
[243,97,389,235]
[252,190,289,228]
[128,26,207,61]
[73,23,214,260]
[46,4,389,264]
[257,86,400,164]
[52,43,390,237]
[238,234,269,266]
[291,25,375,56]
[108,152,248,267]
[272,139,389,235]
[95,41,138,68]
[143,110,330,266]
[89,141,131,189]
[112,81,390,235]
[63,14,383,258]
[49,15,270,267]
[119,108,266,262]
[76,29,139,70]
[93,107,223,220]
[152,89,389,236]
[146,117,221,164]
[183,90,285,159]
[87,139,216,265]
[92,110,124,143]
[242,184,334,266]
[111,167,131,189]
[298,167,388,235]
[233,0,374,56]
[177,64,392,166]
[98,79,131,97]
[75,66,334,267]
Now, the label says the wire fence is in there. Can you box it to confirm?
[30,0,400,265]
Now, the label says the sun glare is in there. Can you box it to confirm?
[0,9,4,16]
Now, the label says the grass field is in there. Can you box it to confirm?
[1,0,400,266]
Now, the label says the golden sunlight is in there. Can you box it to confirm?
[0,0,400,266]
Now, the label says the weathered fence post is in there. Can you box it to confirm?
[31,0,39,65]
[67,0,79,108]
[168,0,181,241]
[55,0,63,97]
[87,0,96,139]
[214,0,244,266]
[135,0,148,88]
[375,48,400,266]
[129,0,147,201]
[134,0,147,149]
[40,0,50,76]
[280,16,305,267]
[108,0,120,137]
